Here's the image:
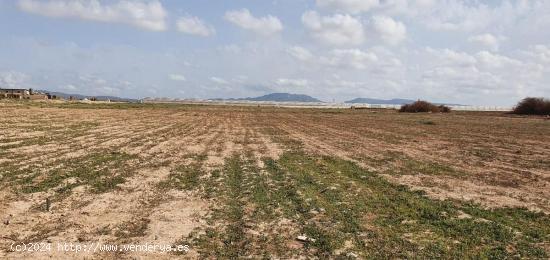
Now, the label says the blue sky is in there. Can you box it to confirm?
[0,0,549,105]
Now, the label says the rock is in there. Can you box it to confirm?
[297,235,316,243]
[346,252,359,258]
[456,210,472,219]
[3,214,12,225]
[296,235,308,242]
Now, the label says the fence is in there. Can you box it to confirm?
[145,99,513,112]
[349,103,512,112]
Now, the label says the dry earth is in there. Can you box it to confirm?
[0,101,549,258]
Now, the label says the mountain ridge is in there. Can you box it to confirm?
[37,90,137,102]
[214,92,323,103]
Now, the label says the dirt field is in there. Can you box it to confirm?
[1,101,549,259]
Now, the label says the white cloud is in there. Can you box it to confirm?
[288,47,383,71]
[526,45,550,63]
[316,0,379,14]
[468,33,501,51]
[176,16,215,37]
[420,0,537,33]
[0,71,30,88]
[224,9,283,36]
[371,16,406,45]
[378,0,436,16]
[17,0,167,31]
[232,75,249,84]
[421,65,503,91]
[5,1,550,105]
[60,84,78,91]
[475,51,522,69]
[426,48,522,70]
[169,74,186,81]
[287,46,313,61]
[321,49,378,69]
[276,78,309,87]
[210,77,229,84]
[425,48,477,67]
[217,44,242,54]
[302,11,365,46]
[417,47,544,103]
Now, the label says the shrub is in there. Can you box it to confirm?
[399,100,451,113]
[438,105,451,113]
[512,97,550,115]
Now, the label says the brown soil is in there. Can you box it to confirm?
[1,103,549,258]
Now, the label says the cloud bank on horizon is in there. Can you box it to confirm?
[0,0,549,105]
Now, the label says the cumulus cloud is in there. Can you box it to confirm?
[419,0,538,33]
[224,9,283,36]
[276,78,309,87]
[468,33,501,51]
[0,71,30,88]
[426,48,522,69]
[475,51,522,69]
[418,47,543,103]
[316,0,379,14]
[287,46,313,61]
[287,47,381,70]
[6,0,550,105]
[525,45,550,63]
[169,74,187,81]
[371,16,406,45]
[321,49,378,69]
[378,0,436,16]
[425,48,477,67]
[302,11,365,46]
[176,16,215,37]
[17,0,167,31]
[210,77,229,84]
[60,84,78,91]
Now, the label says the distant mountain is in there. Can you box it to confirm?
[38,90,137,102]
[214,93,323,103]
[345,98,415,105]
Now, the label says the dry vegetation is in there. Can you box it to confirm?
[1,101,549,259]
[512,97,550,115]
[399,100,451,113]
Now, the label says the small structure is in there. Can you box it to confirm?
[0,88,29,99]
[0,88,48,100]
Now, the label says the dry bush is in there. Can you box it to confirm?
[512,97,550,115]
[399,100,451,113]
[438,105,451,113]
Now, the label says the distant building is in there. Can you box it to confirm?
[0,88,48,100]
[0,88,29,98]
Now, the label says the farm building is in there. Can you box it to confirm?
[0,88,48,100]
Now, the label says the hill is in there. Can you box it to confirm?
[214,93,323,103]
[38,90,137,102]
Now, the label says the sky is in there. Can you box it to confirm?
[0,0,549,105]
